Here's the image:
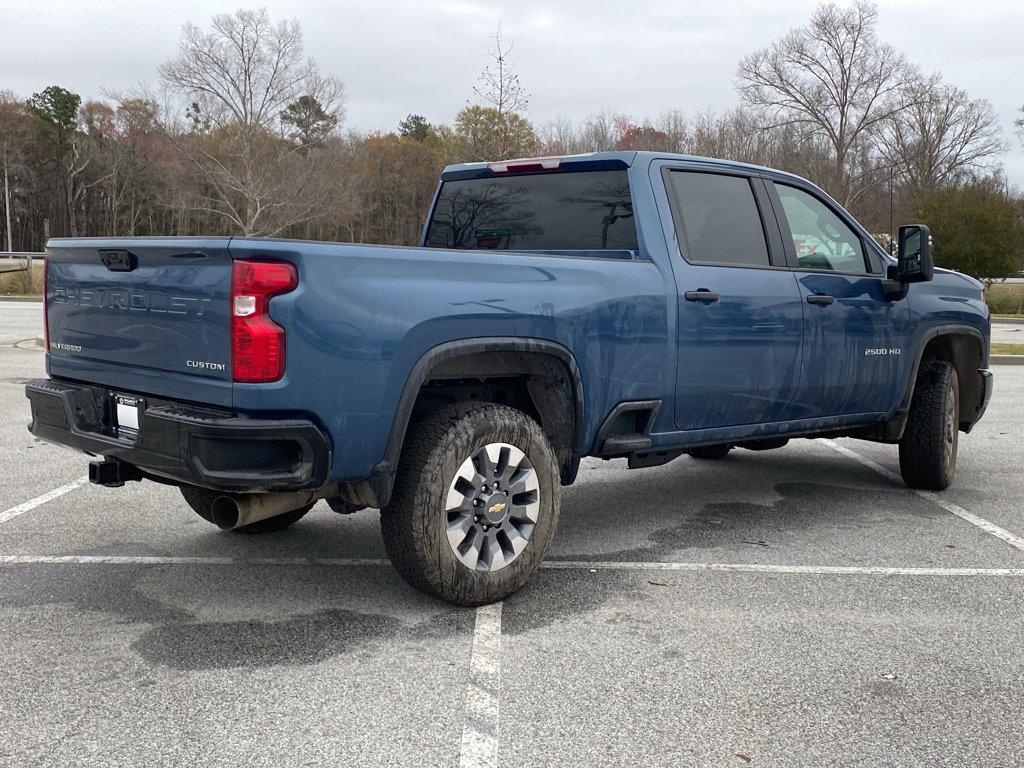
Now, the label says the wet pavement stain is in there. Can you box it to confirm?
[555,481,942,564]
[0,564,193,627]
[0,563,470,670]
[132,608,406,670]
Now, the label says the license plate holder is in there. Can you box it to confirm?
[113,393,142,441]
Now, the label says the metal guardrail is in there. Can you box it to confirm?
[0,252,44,275]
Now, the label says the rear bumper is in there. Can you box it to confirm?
[25,378,331,492]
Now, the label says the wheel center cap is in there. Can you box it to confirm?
[483,492,510,524]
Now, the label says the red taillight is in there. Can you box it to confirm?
[486,156,563,173]
[43,258,50,351]
[231,260,298,383]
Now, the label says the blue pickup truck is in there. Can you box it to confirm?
[27,151,992,604]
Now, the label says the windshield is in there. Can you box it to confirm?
[424,169,637,252]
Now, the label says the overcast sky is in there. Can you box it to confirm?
[2,0,1022,186]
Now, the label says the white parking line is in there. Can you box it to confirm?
[459,601,502,769]
[0,476,88,525]
[820,439,1024,554]
[0,554,391,566]
[545,561,1024,576]
[2,553,1024,577]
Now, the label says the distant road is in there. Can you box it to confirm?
[0,300,42,347]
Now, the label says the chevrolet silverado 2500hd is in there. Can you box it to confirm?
[26,151,992,604]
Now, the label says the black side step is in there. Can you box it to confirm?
[594,400,661,457]
[601,433,653,454]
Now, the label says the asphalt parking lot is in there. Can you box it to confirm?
[2,298,1023,767]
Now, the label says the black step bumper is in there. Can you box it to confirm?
[26,379,331,492]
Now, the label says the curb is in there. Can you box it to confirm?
[992,317,1023,325]
[0,295,42,303]
[991,355,1024,366]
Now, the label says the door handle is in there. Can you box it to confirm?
[806,294,835,306]
[684,289,720,303]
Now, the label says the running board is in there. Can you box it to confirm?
[601,433,653,454]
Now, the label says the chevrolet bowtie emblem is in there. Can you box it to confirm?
[488,501,507,515]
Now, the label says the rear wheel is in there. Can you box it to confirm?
[327,497,365,515]
[180,485,216,523]
[687,444,732,460]
[899,360,959,490]
[179,485,313,533]
[381,401,560,606]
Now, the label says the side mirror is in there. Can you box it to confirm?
[895,224,933,283]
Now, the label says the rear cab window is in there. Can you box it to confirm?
[664,171,771,267]
[424,169,637,254]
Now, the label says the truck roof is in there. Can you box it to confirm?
[441,150,808,184]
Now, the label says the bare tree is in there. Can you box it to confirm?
[535,114,578,155]
[654,110,690,153]
[876,79,1004,194]
[0,91,33,251]
[736,1,916,205]
[89,95,163,235]
[457,26,534,160]
[158,9,345,235]
[576,111,617,152]
[473,25,529,119]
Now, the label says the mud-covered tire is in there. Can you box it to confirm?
[687,444,732,460]
[178,485,313,533]
[899,360,959,490]
[380,401,560,606]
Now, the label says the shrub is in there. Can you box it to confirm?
[985,283,1024,315]
[0,262,44,295]
[919,182,1024,281]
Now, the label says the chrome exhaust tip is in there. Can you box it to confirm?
[209,491,319,531]
[210,496,241,530]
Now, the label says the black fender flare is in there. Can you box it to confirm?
[368,337,585,506]
[890,323,987,436]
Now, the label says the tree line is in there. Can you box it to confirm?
[1,2,1022,279]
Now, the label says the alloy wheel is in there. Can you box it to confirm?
[444,442,540,572]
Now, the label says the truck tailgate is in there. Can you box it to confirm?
[45,238,234,406]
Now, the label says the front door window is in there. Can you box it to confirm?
[775,184,868,274]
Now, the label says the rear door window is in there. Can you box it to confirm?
[425,170,637,252]
[665,171,771,267]
[774,183,868,273]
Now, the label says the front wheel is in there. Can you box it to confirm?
[381,402,561,605]
[327,497,365,515]
[899,360,959,490]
